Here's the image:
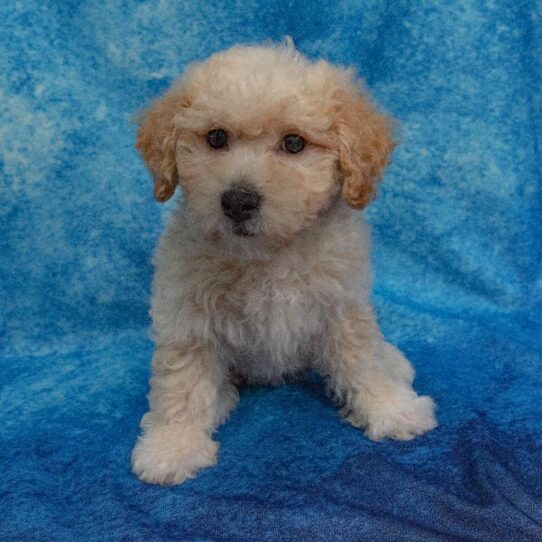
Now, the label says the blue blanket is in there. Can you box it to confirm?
[1,1,541,540]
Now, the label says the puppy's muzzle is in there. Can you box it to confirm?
[221,185,262,223]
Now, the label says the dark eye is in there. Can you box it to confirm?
[207,129,228,149]
[282,134,305,154]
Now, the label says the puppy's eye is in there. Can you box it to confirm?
[207,129,228,149]
[282,134,305,154]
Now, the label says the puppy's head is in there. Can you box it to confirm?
[136,42,394,244]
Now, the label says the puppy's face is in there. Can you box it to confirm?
[137,45,394,247]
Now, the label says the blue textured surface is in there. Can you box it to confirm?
[1,1,541,540]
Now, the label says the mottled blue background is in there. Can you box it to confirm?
[1,1,541,540]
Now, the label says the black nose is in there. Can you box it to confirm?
[221,185,262,222]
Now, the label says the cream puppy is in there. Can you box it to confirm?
[132,42,437,485]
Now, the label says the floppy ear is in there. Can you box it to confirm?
[335,85,395,209]
[136,94,180,202]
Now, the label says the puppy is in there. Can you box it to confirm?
[132,41,437,485]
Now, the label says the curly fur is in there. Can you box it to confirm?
[132,41,437,485]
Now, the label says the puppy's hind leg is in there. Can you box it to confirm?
[321,306,437,441]
[131,344,236,485]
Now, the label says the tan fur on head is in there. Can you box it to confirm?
[334,85,395,209]
[136,86,190,202]
[136,45,395,209]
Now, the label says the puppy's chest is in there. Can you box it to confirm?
[193,259,325,352]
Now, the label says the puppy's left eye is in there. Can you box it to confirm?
[282,134,305,154]
[207,129,228,149]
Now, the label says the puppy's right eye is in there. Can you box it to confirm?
[282,134,305,154]
[206,129,228,149]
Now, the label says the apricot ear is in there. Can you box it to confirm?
[136,96,180,202]
[335,87,395,209]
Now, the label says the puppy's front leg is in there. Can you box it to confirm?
[132,344,236,485]
[322,306,437,441]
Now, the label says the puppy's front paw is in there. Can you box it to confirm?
[345,389,437,441]
[131,423,218,485]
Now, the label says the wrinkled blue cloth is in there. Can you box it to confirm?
[1,1,541,540]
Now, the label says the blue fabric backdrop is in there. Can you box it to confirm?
[1,1,541,540]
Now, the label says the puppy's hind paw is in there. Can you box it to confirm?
[131,424,218,485]
[346,390,437,442]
